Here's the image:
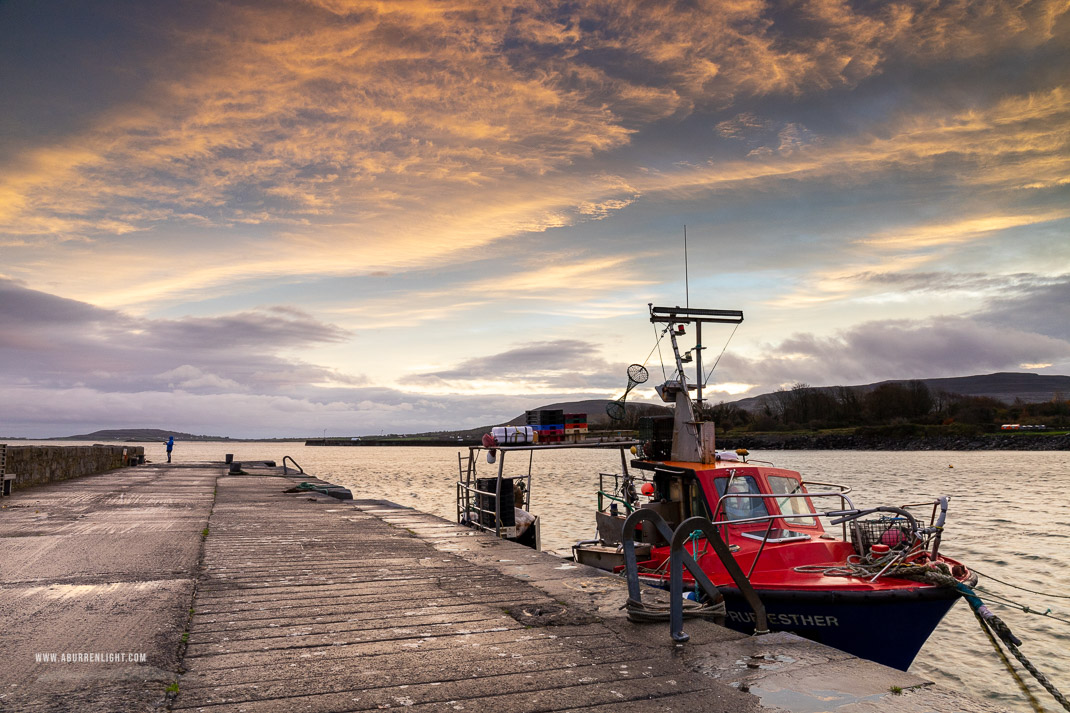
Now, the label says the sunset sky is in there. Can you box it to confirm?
[2,0,1068,438]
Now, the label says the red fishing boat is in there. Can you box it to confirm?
[459,304,976,671]
[573,448,973,670]
[571,305,975,671]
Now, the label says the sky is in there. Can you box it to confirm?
[1,0,1068,438]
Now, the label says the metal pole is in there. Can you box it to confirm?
[684,225,689,311]
[496,452,506,536]
[695,321,703,407]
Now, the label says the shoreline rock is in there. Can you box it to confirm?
[716,433,1070,451]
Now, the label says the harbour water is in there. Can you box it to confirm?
[17,440,1069,712]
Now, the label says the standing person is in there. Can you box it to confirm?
[165,436,174,463]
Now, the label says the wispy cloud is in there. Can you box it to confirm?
[403,338,627,395]
[0,279,360,395]
[640,86,1070,200]
[3,1,1065,311]
[329,254,656,328]
[1,1,1068,436]
[720,317,1070,390]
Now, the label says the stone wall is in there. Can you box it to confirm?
[2,445,146,491]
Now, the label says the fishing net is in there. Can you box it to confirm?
[607,364,650,421]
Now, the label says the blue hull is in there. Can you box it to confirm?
[718,586,961,670]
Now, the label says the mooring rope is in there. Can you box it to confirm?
[798,559,1069,712]
[895,570,1068,711]
[972,567,1070,599]
[975,609,1047,713]
[974,588,1070,627]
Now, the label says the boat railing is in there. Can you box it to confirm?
[895,499,945,528]
[456,439,640,542]
[712,490,859,542]
[828,497,951,569]
[597,472,639,514]
[800,480,851,495]
[456,479,514,538]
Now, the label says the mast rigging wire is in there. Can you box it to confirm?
[703,322,741,386]
[652,323,668,381]
[973,568,1070,599]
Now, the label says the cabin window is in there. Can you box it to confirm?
[689,479,711,520]
[713,476,769,522]
[766,475,817,526]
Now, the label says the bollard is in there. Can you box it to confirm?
[225,454,234,464]
[228,461,242,474]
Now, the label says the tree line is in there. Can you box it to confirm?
[697,381,1070,434]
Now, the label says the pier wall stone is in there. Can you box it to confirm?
[3,445,145,491]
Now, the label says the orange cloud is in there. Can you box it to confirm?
[1,0,1066,310]
[859,210,1070,249]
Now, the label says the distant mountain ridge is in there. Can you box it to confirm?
[504,399,670,427]
[727,372,1070,413]
[55,428,230,441]
[39,372,1070,441]
[512,374,1070,423]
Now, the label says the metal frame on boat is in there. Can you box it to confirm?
[456,440,639,550]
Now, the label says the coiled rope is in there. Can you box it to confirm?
[626,531,725,623]
[624,595,727,622]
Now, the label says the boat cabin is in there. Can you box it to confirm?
[633,460,826,539]
[577,454,858,573]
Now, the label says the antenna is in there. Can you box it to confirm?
[683,225,689,310]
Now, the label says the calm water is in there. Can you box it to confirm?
[17,440,1069,711]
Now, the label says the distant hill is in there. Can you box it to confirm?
[504,399,670,427]
[400,399,671,441]
[55,428,231,441]
[728,372,1070,413]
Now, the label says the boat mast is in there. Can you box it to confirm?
[649,305,744,462]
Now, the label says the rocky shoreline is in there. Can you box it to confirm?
[310,433,1070,450]
[716,433,1070,451]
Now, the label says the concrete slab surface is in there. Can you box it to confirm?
[0,463,218,712]
[174,477,763,713]
[1,460,1008,713]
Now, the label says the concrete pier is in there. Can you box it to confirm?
[0,461,1007,712]
[0,462,214,711]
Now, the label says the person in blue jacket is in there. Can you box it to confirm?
[165,436,174,463]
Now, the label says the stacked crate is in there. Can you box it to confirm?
[638,416,675,460]
[526,409,565,443]
[564,413,588,442]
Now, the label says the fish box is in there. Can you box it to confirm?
[491,426,535,444]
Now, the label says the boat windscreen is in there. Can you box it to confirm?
[766,475,817,526]
[714,476,769,522]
